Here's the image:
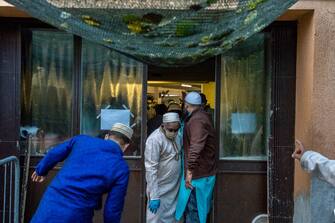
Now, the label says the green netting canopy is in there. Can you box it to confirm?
[6,0,297,67]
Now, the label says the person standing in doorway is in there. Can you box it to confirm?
[147,104,168,136]
[199,93,214,123]
[30,123,133,223]
[175,92,217,223]
[145,112,182,223]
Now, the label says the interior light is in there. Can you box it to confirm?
[181,84,192,88]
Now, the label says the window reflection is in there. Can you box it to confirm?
[81,40,143,157]
[21,31,74,154]
[220,33,269,160]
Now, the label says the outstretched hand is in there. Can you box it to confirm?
[31,171,46,183]
[292,139,305,161]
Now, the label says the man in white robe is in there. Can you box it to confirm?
[292,139,335,187]
[145,112,182,223]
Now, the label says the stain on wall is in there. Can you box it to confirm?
[293,192,311,223]
[311,176,335,223]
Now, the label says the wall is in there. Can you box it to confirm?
[281,1,335,222]
[202,82,215,109]
[0,1,30,17]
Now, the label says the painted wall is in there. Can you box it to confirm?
[202,82,215,109]
[281,1,335,222]
[0,0,30,17]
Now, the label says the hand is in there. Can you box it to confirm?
[31,171,46,183]
[148,199,160,214]
[185,170,193,190]
[292,139,305,161]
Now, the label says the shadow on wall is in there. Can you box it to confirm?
[293,191,311,223]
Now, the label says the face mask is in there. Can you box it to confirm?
[121,143,130,152]
[164,129,178,140]
[183,105,190,117]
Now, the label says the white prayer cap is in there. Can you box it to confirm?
[163,112,180,123]
[111,123,133,140]
[185,92,202,105]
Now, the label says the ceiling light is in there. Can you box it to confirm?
[181,84,192,88]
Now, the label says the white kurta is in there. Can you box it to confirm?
[145,127,182,223]
[301,151,335,187]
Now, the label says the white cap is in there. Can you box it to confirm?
[163,112,180,123]
[185,92,202,105]
[111,123,133,140]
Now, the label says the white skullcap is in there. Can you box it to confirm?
[185,92,202,105]
[111,123,133,140]
[163,112,180,123]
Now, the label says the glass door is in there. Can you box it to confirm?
[80,39,147,223]
[214,32,270,222]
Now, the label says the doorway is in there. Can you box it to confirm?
[144,22,297,222]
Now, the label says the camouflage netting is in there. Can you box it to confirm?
[6,0,297,66]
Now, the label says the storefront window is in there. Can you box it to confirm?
[220,33,270,160]
[21,31,74,154]
[81,40,143,157]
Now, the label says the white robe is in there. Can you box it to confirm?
[301,151,335,187]
[145,128,182,223]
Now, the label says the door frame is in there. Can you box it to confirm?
[267,21,297,223]
[213,21,297,223]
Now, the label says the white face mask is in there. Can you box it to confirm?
[164,129,178,140]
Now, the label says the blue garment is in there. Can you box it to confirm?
[31,135,129,223]
[184,189,200,223]
[175,173,215,223]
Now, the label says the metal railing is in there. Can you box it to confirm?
[0,156,20,223]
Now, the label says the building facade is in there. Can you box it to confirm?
[0,0,334,222]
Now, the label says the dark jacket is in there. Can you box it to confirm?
[31,135,129,223]
[147,115,163,136]
[183,108,217,179]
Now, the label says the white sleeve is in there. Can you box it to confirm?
[301,151,335,187]
[144,136,161,200]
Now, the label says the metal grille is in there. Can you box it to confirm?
[0,156,20,223]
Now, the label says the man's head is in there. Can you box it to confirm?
[105,123,133,152]
[161,112,180,140]
[200,93,207,107]
[155,104,168,116]
[167,102,182,117]
[184,92,202,114]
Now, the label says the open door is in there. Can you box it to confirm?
[214,22,297,222]
[214,32,269,222]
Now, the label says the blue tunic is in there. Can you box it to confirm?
[31,135,129,223]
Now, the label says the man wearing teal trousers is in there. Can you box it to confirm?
[175,92,217,223]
